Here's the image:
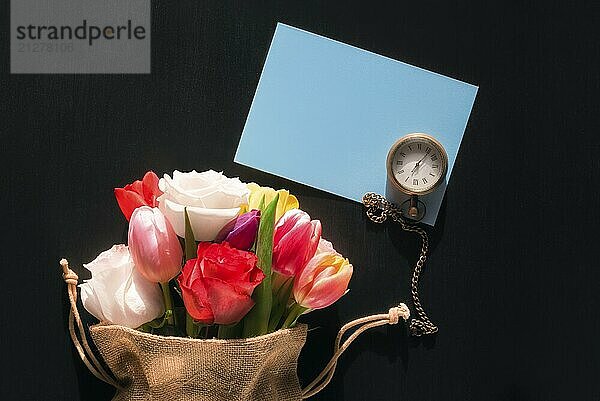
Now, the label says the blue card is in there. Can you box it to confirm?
[235,23,478,225]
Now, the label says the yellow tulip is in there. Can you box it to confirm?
[241,183,299,222]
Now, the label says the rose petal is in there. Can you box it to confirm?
[202,278,255,325]
[80,245,164,328]
[178,273,214,324]
[80,281,106,322]
[159,198,240,241]
[159,170,249,209]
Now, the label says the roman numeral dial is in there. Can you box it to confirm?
[386,133,448,195]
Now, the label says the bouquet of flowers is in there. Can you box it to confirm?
[81,169,352,338]
[60,170,408,401]
[61,170,380,401]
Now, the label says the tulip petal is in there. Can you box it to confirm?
[214,210,260,251]
[293,238,353,310]
[128,207,183,283]
[128,180,144,195]
[114,188,146,221]
[273,209,305,244]
[272,209,322,277]
[141,171,161,207]
[276,193,299,223]
[114,172,163,221]
[245,183,299,222]
[298,264,353,309]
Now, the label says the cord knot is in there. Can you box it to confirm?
[60,259,79,286]
[388,303,410,325]
[63,271,79,286]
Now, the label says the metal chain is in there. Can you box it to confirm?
[362,192,438,336]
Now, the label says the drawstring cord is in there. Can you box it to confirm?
[59,259,122,390]
[302,304,410,399]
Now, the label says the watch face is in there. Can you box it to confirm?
[387,133,448,195]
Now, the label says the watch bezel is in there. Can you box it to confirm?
[386,133,448,196]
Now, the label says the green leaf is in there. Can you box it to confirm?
[257,194,266,211]
[136,310,172,332]
[268,277,294,332]
[281,303,308,329]
[242,193,279,337]
[184,207,196,261]
[249,195,264,254]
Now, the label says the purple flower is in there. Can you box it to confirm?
[215,210,261,250]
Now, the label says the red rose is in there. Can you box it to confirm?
[114,171,162,221]
[178,242,264,325]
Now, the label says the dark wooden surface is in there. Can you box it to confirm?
[1,1,598,400]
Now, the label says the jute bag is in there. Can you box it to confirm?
[90,324,307,401]
[61,259,410,401]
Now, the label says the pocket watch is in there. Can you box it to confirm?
[361,133,447,337]
[386,133,448,219]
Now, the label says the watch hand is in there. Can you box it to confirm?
[411,152,429,175]
[411,160,423,174]
[411,163,419,175]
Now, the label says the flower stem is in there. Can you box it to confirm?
[186,313,199,338]
[218,323,241,339]
[160,282,175,326]
[281,302,307,329]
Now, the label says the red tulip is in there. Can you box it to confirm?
[293,239,353,309]
[178,242,264,325]
[115,171,162,221]
[128,206,183,283]
[272,209,321,277]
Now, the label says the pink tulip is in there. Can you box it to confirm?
[272,209,321,277]
[293,239,353,309]
[128,206,183,283]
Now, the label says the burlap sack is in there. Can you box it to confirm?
[89,323,307,401]
[61,259,410,401]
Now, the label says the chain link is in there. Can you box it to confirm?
[362,192,438,336]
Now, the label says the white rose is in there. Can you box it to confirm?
[157,170,249,241]
[79,244,165,328]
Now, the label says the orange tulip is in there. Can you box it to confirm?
[293,239,352,309]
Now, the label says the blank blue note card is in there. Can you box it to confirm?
[235,23,478,225]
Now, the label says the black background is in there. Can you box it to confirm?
[1,1,598,400]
